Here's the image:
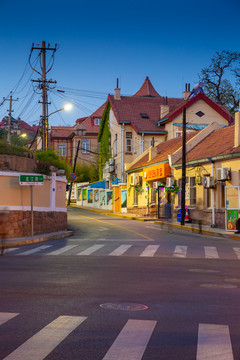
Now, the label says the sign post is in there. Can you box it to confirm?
[19,175,44,237]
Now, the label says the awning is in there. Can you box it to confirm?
[173,123,208,130]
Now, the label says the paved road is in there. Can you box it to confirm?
[1,207,240,359]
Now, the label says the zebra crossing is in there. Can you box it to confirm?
[4,242,240,260]
[0,311,236,359]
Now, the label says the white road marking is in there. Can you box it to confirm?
[4,248,18,253]
[173,245,187,258]
[102,319,156,360]
[77,244,105,255]
[146,226,162,230]
[0,312,19,326]
[46,245,78,255]
[140,245,160,257]
[17,245,52,256]
[233,247,240,259]
[204,246,219,259]
[3,316,87,360]
[109,245,132,256]
[197,323,233,360]
[98,227,108,231]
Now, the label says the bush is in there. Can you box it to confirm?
[0,139,31,157]
[35,149,71,177]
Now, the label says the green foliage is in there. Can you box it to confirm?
[98,102,111,179]
[199,50,240,114]
[75,160,100,183]
[35,149,71,177]
[0,139,31,157]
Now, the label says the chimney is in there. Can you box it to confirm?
[160,103,169,119]
[114,78,121,100]
[148,140,158,162]
[183,83,191,100]
[234,111,240,147]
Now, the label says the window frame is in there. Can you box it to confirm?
[82,138,90,154]
[125,132,132,154]
[58,142,67,157]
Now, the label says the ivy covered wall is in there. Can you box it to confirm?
[97,102,111,179]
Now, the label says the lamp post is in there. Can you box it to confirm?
[41,103,72,150]
[67,124,86,206]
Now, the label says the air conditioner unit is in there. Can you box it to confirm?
[166,177,174,187]
[134,174,140,186]
[109,158,115,166]
[203,176,215,188]
[216,168,231,181]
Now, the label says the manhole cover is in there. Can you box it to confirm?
[200,283,237,289]
[100,303,148,311]
[189,269,220,273]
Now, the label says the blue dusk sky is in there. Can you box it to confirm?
[0,0,239,128]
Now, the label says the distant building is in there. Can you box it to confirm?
[0,116,37,139]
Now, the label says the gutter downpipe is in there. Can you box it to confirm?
[209,159,216,227]
[141,133,144,154]
[121,124,125,182]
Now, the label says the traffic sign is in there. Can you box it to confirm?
[19,175,44,186]
[70,173,77,181]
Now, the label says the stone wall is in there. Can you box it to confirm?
[0,154,36,172]
[2,210,67,239]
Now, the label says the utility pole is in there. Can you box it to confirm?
[181,107,186,225]
[4,93,18,143]
[31,41,57,150]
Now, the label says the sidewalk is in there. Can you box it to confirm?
[1,230,73,249]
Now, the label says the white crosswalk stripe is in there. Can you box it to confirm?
[46,244,78,255]
[204,246,219,259]
[16,245,53,256]
[76,244,105,255]
[233,247,240,259]
[3,315,87,360]
[173,245,188,258]
[0,313,238,359]
[140,245,160,257]
[109,245,132,256]
[7,243,240,260]
[197,323,234,360]
[0,312,19,326]
[102,319,156,360]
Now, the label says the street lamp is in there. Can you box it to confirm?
[67,124,86,206]
[41,103,73,150]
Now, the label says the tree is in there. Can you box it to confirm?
[199,50,240,114]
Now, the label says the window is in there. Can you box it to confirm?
[205,188,211,208]
[126,132,132,153]
[150,182,157,204]
[58,143,67,157]
[114,134,117,156]
[195,111,205,117]
[94,118,101,126]
[133,187,138,205]
[190,177,196,205]
[220,182,225,208]
[82,138,90,153]
[140,113,149,119]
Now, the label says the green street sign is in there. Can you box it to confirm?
[19,175,44,186]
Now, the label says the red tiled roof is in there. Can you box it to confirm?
[181,125,240,164]
[159,92,232,124]
[133,76,161,97]
[109,94,183,134]
[128,133,196,171]
[51,126,75,138]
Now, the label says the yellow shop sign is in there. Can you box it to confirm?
[143,163,171,181]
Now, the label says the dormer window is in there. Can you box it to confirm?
[94,118,101,125]
[140,113,149,119]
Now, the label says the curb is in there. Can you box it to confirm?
[1,230,73,248]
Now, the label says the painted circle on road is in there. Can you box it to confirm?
[100,302,148,311]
